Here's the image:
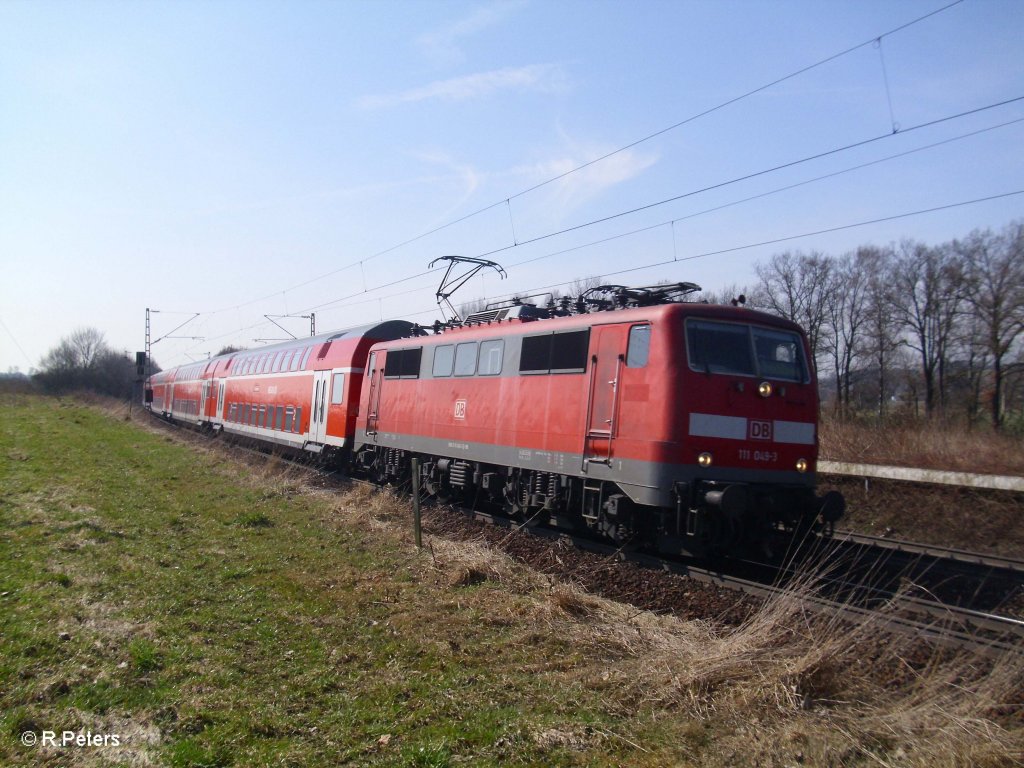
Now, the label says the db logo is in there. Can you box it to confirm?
[453,400,467,420]
[748,419,772,441]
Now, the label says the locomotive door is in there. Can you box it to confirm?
[365,351,382,438]
[583,324,629,465]
[310,371,331,443]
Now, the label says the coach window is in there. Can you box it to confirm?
[262,354,273,373]
[298,346,312,370]
[275,405,284,430]
[331,373,345,404]
[279,350,292,372]
[284,407,294,431]
[479,339,503,375]
[454,342,477,376]
[432,345,454,377]
[294,407,302,432]
[626,325,651,368]
[272,352,283,373]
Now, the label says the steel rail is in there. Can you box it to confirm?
[834,529,1024,574]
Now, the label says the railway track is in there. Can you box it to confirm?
[141,408,1024,657]
[834,529,1024,574]
[468,509,1024,658]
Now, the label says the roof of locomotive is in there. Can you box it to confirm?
[373,302,806,348]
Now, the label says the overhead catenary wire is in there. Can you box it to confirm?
[504,115,1024,271]
[167,187,1023,367]
[168,108,1024,364]
[474,190,1024,309]
[191,0,965,319]
[475,96,1024,261]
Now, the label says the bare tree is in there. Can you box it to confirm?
[958,221,1024,429]
[69,327,106,369]
[823,251,869,416]
[855,246,899,420]
[753,250,833,366]
[889,240,965,418]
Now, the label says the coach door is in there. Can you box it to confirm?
[583,324,629,466]
[365,351,382,438]
[201,382,211,420]
[310,370,331,443]
[216,380,226,421]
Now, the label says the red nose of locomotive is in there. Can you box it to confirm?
[671,311,843,550]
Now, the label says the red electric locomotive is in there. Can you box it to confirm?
[147,283,841,556]
[351,285,842,555]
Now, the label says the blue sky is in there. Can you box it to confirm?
[2,0,1022,372]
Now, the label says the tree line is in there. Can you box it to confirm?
[30,222,1023,430]
[32,328,151,400]
[716,220,1023,430]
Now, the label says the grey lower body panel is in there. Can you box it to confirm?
[356,431,813,507]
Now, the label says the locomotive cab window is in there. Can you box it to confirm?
[686,319,808,382]
[626,325,651,368]
[752,327,807,382]
[686,320,755,376]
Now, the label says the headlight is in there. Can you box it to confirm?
[698,452,713,468]
[758,381,772,398]
[796,458,808,473]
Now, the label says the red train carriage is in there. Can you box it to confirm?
[352,301,842,555]
[147,321,413,454]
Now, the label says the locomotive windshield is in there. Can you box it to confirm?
[685,319,808,382]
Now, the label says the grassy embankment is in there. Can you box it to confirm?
[1,394,1022,767]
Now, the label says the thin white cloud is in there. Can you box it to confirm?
[519,138,659,214]
[417,1,527,66]
[356,63,566,110]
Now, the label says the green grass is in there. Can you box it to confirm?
[0,396,648,766]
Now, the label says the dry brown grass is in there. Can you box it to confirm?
[328,491,1024,767]
[820,418,1024,476]
[535,568,1024,766]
